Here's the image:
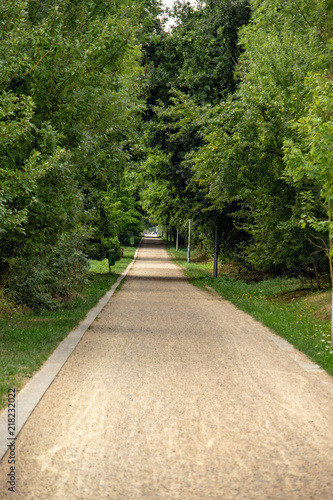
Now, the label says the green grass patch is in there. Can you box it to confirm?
[0,245,138,411]
[167,245,333,377]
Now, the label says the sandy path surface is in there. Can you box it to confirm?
[1,236,333,499]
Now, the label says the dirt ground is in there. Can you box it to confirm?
[1,236,333,499]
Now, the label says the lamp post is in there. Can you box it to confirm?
[213,224,218,278]
[187,219,191,263]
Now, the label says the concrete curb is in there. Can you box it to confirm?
[0,242,141,462]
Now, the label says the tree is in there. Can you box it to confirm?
[284,73,333,280]
[138,0,251,252]
[0,0,145,309]
[187,0,333,274]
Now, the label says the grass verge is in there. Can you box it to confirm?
[167,245,333,377]
[0,245,138,411]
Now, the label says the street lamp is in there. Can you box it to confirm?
[187,219,191,263]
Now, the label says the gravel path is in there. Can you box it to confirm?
[1,236,333,499]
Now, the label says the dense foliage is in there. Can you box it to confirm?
[0,0,145,309]
[138,0,251,249]
[2,0,333,311]
[138,0,333,282]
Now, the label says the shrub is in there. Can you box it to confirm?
[6,235,89,311]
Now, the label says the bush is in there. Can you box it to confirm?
[0,289,18,317]
[101,236,123,260]
[6,236,89,311]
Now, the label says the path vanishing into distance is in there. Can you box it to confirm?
[1,236,333,499]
